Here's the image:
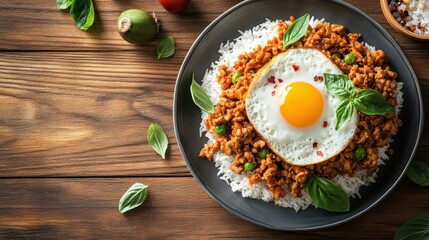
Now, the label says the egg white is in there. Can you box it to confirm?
[245,48,357,166]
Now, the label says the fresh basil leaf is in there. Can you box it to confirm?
[282,13,310,50]
[190,75,214,114]
[156,36,175,59]
[119,182,149,213]
[335,99,355,130]
[70,0,95,31]
[353,89,394,115]
[306,174,350,212]
[394,214,429,240]
[323,73,356,100]
[147,123,169,159]
[57,0,74,9]
[406,160,429,186]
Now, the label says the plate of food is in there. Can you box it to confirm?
[173,0,423,231]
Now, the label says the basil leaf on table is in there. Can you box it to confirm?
[393,214,429,240]
[70,0,95,31]
[119,183,149,213]
[282,13,310,50]
[190,75,214,114]
[353,89,394,115]
[156,36,176,59]
[306,174,350,212]
[57,0,74,9]
[147,123,169,159]
[335,99,355,130]
[323,73,356,99]
[406,160,429,186]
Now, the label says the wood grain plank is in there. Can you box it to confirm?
[0,51,190,177]
[0,177,427,239]
[0,0,428,51]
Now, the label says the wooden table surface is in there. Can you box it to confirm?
[0,0,428,239]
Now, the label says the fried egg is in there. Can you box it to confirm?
[245,48,357,166]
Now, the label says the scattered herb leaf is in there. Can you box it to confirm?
[353,89,394,115]
[147,124,169,159]
[393,214,429,240]
[306,174,350,212]
[335,100,355,130]
[156,36,176,59]
[190,74,214,114]
[57,0,74,9]
[282,13,310,50]
[70,0,95,31]
[323,73,356,99]
[406,160,429,186]
[119,182,149,213]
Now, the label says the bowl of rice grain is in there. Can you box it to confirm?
[381,0,429,40]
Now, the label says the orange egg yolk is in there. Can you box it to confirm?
[280,82,324,128]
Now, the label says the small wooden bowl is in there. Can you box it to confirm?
[380,0,429,40]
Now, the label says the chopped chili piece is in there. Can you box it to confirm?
[313,142,318,148]
[292,64,300,71]
[267,76,275,84]
[323,121,328,128]
[316,151,323,157]
[271,91,275,96]
[314,75,323,82]
[278,78,283,83]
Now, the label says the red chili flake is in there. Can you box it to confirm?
[313,142,318,148]
[274,84,278,89]
[316,151,323,157]
[278,78,284,83]
[271,91,275,96]
[292,64,300,71]
[267,76,275,84]
[323,121,328,128]
[313,76,323,82]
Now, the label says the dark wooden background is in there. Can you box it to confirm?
[0,0,428,239]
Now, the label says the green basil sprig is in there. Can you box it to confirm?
[354,89,394,115]
[119,182,149,213]
[393,214,429,240]
[57,0,95,31]
[147,124,169,159]
[306,174,350,212]
[406,160,429,186]
[324,73,394,130]
[282,13,310,50]
[57,0,73,9]
[70,0,95,31]
[190,74,214,114]
[156,36,176,59]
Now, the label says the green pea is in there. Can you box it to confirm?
[344,53,357,65]
[232,72,243,84]
[257,148,270,158]
[332,52,342,58]
[214,123,228,135]
[354,147,367,161]
[244,162,256,172]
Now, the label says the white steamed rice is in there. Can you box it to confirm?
[199,18,404,211]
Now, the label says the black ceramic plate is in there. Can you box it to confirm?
[173,0,423,231]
